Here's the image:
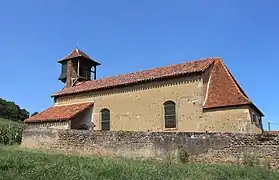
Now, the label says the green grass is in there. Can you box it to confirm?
[0,147,278,180]
[0,117,22,125]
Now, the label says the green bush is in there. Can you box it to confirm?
[0,123,25,145]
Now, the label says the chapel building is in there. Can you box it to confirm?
[24,49,264,133]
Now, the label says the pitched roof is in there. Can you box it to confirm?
[52,57,216,97]
[51,57,263,116]
[203,59,251,108]
[58,48,101,65]
[203,59,263,116]
[24,102,93,123]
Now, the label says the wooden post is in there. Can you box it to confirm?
[77,59,80,77]
[94,66,97,80]
[268,120,271,131]
[66,60,72,87]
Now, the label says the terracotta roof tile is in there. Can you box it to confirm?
[203,59,255,109]
[51,56,263,116]
[265,131,279,134]
[52,58,216,97]
[24,102,93,123]
[58,49,100,65]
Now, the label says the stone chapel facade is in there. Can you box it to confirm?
[24,49,264,133]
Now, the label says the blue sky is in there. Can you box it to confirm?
[0,1,278,130]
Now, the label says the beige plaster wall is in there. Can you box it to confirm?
[54,74,260,133]
[55,74,205,132]
[202,106,262,133]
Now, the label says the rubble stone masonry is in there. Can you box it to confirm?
[21,129,279,169]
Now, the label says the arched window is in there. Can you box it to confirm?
[164,101,176,128]
[101,109,110,131]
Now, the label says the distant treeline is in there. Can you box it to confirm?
[0,98,30,121]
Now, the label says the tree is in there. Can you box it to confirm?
[31,112,39,116]
[0,98,30,121]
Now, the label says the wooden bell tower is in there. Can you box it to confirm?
[58,48,101,87]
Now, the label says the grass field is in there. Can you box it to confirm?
[0,117,22,125]
[0,147,278,180]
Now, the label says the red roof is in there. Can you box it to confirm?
[58,48,100,65]
[50,57,263,116]
[52,58,215,97]
[265,131,279,134]
[24,102,93,123]
[203,59,251,108]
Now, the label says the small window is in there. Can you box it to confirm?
[164,101,176,128]
[101,109,110,131]
[252,113,262,128]
[252,113,256,124]
[256,116,262,127]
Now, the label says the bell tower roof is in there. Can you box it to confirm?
[57,48,101,86]
[58,48,101,65]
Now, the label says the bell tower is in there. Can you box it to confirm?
[58,48,101,87]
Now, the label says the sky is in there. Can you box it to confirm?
[0,0,278,130]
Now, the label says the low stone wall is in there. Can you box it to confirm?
[21,129,279,169]
[25,121,70,130]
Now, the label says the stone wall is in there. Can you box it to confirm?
[21,129,279,169]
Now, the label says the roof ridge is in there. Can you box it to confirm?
[200,57,218,71]
[85,57,218,81]
[52,57,220,97]
[218,59,251,103]
[58,48,94,62]
[59,49,76,61]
